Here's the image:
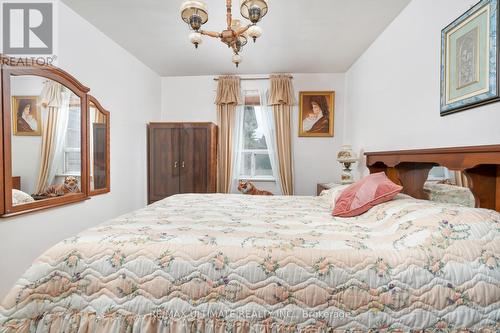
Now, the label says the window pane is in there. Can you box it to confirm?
[65,108,81,149]
[243,106,268,150]
[65,129,80,148]
[241,152,252,176]
[65,152,81,174]
[68,108,80,129]
[255,154,273,176]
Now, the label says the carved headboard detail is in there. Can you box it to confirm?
[365,145,500,212]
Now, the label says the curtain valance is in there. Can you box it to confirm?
[215,76,242,105]
[268,74,296,106]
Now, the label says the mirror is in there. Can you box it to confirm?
[0,56,113,217]
[9,75,84,207]
[424,166,475,207]
[88,97,110,194]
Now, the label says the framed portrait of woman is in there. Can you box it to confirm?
[299,91,335,137]
[12,96,42,136]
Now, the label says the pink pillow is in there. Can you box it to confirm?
[333,172,403,217]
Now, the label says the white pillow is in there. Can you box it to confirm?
[319,184,351,207]
[12,189,35,206]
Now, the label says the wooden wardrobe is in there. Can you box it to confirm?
[148,123,217,204]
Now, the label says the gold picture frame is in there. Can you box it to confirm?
[12,96,42,136]
[299,91,335,137]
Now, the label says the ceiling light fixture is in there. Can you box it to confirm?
[180,0,268,68]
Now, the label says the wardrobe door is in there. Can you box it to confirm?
[148,125,181,203]
[180,125,210,194]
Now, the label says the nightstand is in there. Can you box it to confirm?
[317,182,343,196]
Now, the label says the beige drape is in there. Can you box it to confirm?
[35,82,63,194]
[268,74,296,195]
[215,76,241,193]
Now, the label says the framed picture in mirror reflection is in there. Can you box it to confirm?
[12,96,42,136]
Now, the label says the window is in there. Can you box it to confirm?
[238,91,274,180]
[428,166,453,182]
[62,105,81,175]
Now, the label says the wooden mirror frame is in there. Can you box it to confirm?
[0,56,90,217]
[87,95,110,196]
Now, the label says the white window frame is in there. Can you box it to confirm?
[239,149,275,182]
[62,147,81,176]
[238,102,275,182]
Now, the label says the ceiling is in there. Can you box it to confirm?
[61,0,411,76]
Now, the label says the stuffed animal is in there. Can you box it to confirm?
[238,180,273,196]
[37,176,80,197]
[437,179,454,185]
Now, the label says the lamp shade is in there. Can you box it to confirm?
[240,0,268,23]
[232,54,242,63]
[189,32,203,46]
[180,1,209,27]
[337,145,358,163]
[247,25,263,41]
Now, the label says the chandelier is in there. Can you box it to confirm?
[180,0,269,67]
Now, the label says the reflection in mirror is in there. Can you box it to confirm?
[10,75,82,206]
[424,166,475,207]
[89,101,108,192]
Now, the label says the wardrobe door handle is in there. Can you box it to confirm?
[181,161,185,168]
[174,161,178,168]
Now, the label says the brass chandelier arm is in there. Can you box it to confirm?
[235,25,252,36]
[226,0,233,30]
[200,30,221,38]
[231,41,239,54]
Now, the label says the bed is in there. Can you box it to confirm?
[1,191,499,332]
[423,181,476,208]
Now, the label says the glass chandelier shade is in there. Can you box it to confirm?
[189,32,203,48]
[180,1,209,31]
[232,54,242,67]
[240,0,268,23]
[247,25,262,42]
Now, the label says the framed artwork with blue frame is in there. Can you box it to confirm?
[441,0,499,116]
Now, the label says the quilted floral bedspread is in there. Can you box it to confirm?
[1,193,499,332]
[423,182,476,208]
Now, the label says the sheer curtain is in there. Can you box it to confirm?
[230,90,282,194]
[47,90,70,186]
[35,82,70,193]
[259,90,282,194]
[229,102,245,193]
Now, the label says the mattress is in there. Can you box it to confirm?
[1,193,499,332]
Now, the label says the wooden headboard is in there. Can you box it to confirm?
[365,145,500,212]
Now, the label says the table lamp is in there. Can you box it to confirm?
[337,145,358,184]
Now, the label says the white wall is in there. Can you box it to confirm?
[0,3,161,300]
[161,73,346,196]
[346,0,500,176]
